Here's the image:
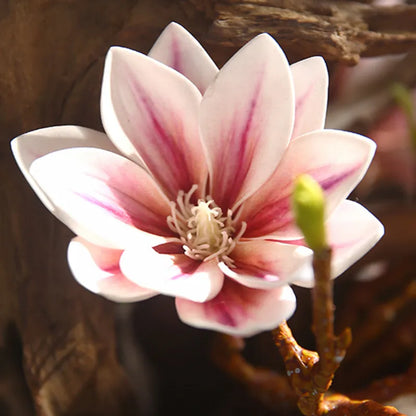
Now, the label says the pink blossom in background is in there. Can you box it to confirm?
[11,23,383,336]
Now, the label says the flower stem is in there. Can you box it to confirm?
[311,248,352,413]
[274,247,351,416]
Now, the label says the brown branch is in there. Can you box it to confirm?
[204,0,416,64]
[272,322,318,398]
[270,223,411,415]
[325,394,406,416]
[271,242,407,415]
[212,333,297,410]
[333,248,416,391]
[273,249,351,415]
[343,280,416,362]
[352,353,416,404]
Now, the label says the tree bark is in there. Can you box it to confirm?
[205,1,416,64]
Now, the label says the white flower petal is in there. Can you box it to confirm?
[242,129,376,239]
[11,125,118,212]
[148,22,218,94]
[120,244,224,303]
[290,56,328,139]
[200,33,294,210]
[29,147,171,249]
[68,237,157,302]
[101,46,206,200]
[176,280,296,337]
[219,240,312,289]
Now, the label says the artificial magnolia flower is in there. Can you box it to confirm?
[11,23,384,336]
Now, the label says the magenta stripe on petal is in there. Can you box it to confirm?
[68,157,174,237]
[176,279,297,336]
[124,67,193,196]
[243,189,292,238]
[244,164,361,238]
[213,81,262,209]
[230,263,280,283]
[101,264,121,275]
[290,57,328,140]
[29,148,174,247]
[204,279,259,327]
[168,256,201,279]
[291,84,314,139]
[170,35,182,72]
[241,129,376,239]
[221,239,312,290]
[200,34,294,211]
[102,48,206,202]
[75,190,172,237]
[319,165,361,191]
[148,22,218,94]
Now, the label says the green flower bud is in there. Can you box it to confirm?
[292,174,327,252]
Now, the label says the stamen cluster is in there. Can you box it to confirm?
[167,185,246,266]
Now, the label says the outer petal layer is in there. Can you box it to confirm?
[290,57,328,139]
[29,147,172,249]
[101,46,206,200]
[148,22,218,94]
[176,279,296,337]
[68,237,156,302]
[292,200,384,287]
[242,129,376,239]
[219,240,312,289]
[11,126,119,212]
[200,34,294,210]
[120,245,224,303]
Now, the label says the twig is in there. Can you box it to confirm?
[325,394,406,416]
[212,333,297,410]
[352,353,416,404]
[273,248,351,415]
[272,322,318,398]
[310,249,351,406]
[212,247,408,414]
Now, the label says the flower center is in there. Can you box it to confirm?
[167,185,246,266]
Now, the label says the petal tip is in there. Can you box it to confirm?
[163,21,187,34]
[247,32,287,57]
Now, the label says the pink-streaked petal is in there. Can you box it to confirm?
[241,129,376,239]
[219,240,312,289]
[290,57,328,139]
[176,280,296,337]
[29,147,172,249]
[11,125,119,212]
[120,246,224,303]
[200,34,294,210]
[148,22,218,94]
[292,200,384,288]
[68,237,157,302]
[101,46,207,200]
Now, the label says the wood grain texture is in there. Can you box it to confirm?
[205,0,416,64]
